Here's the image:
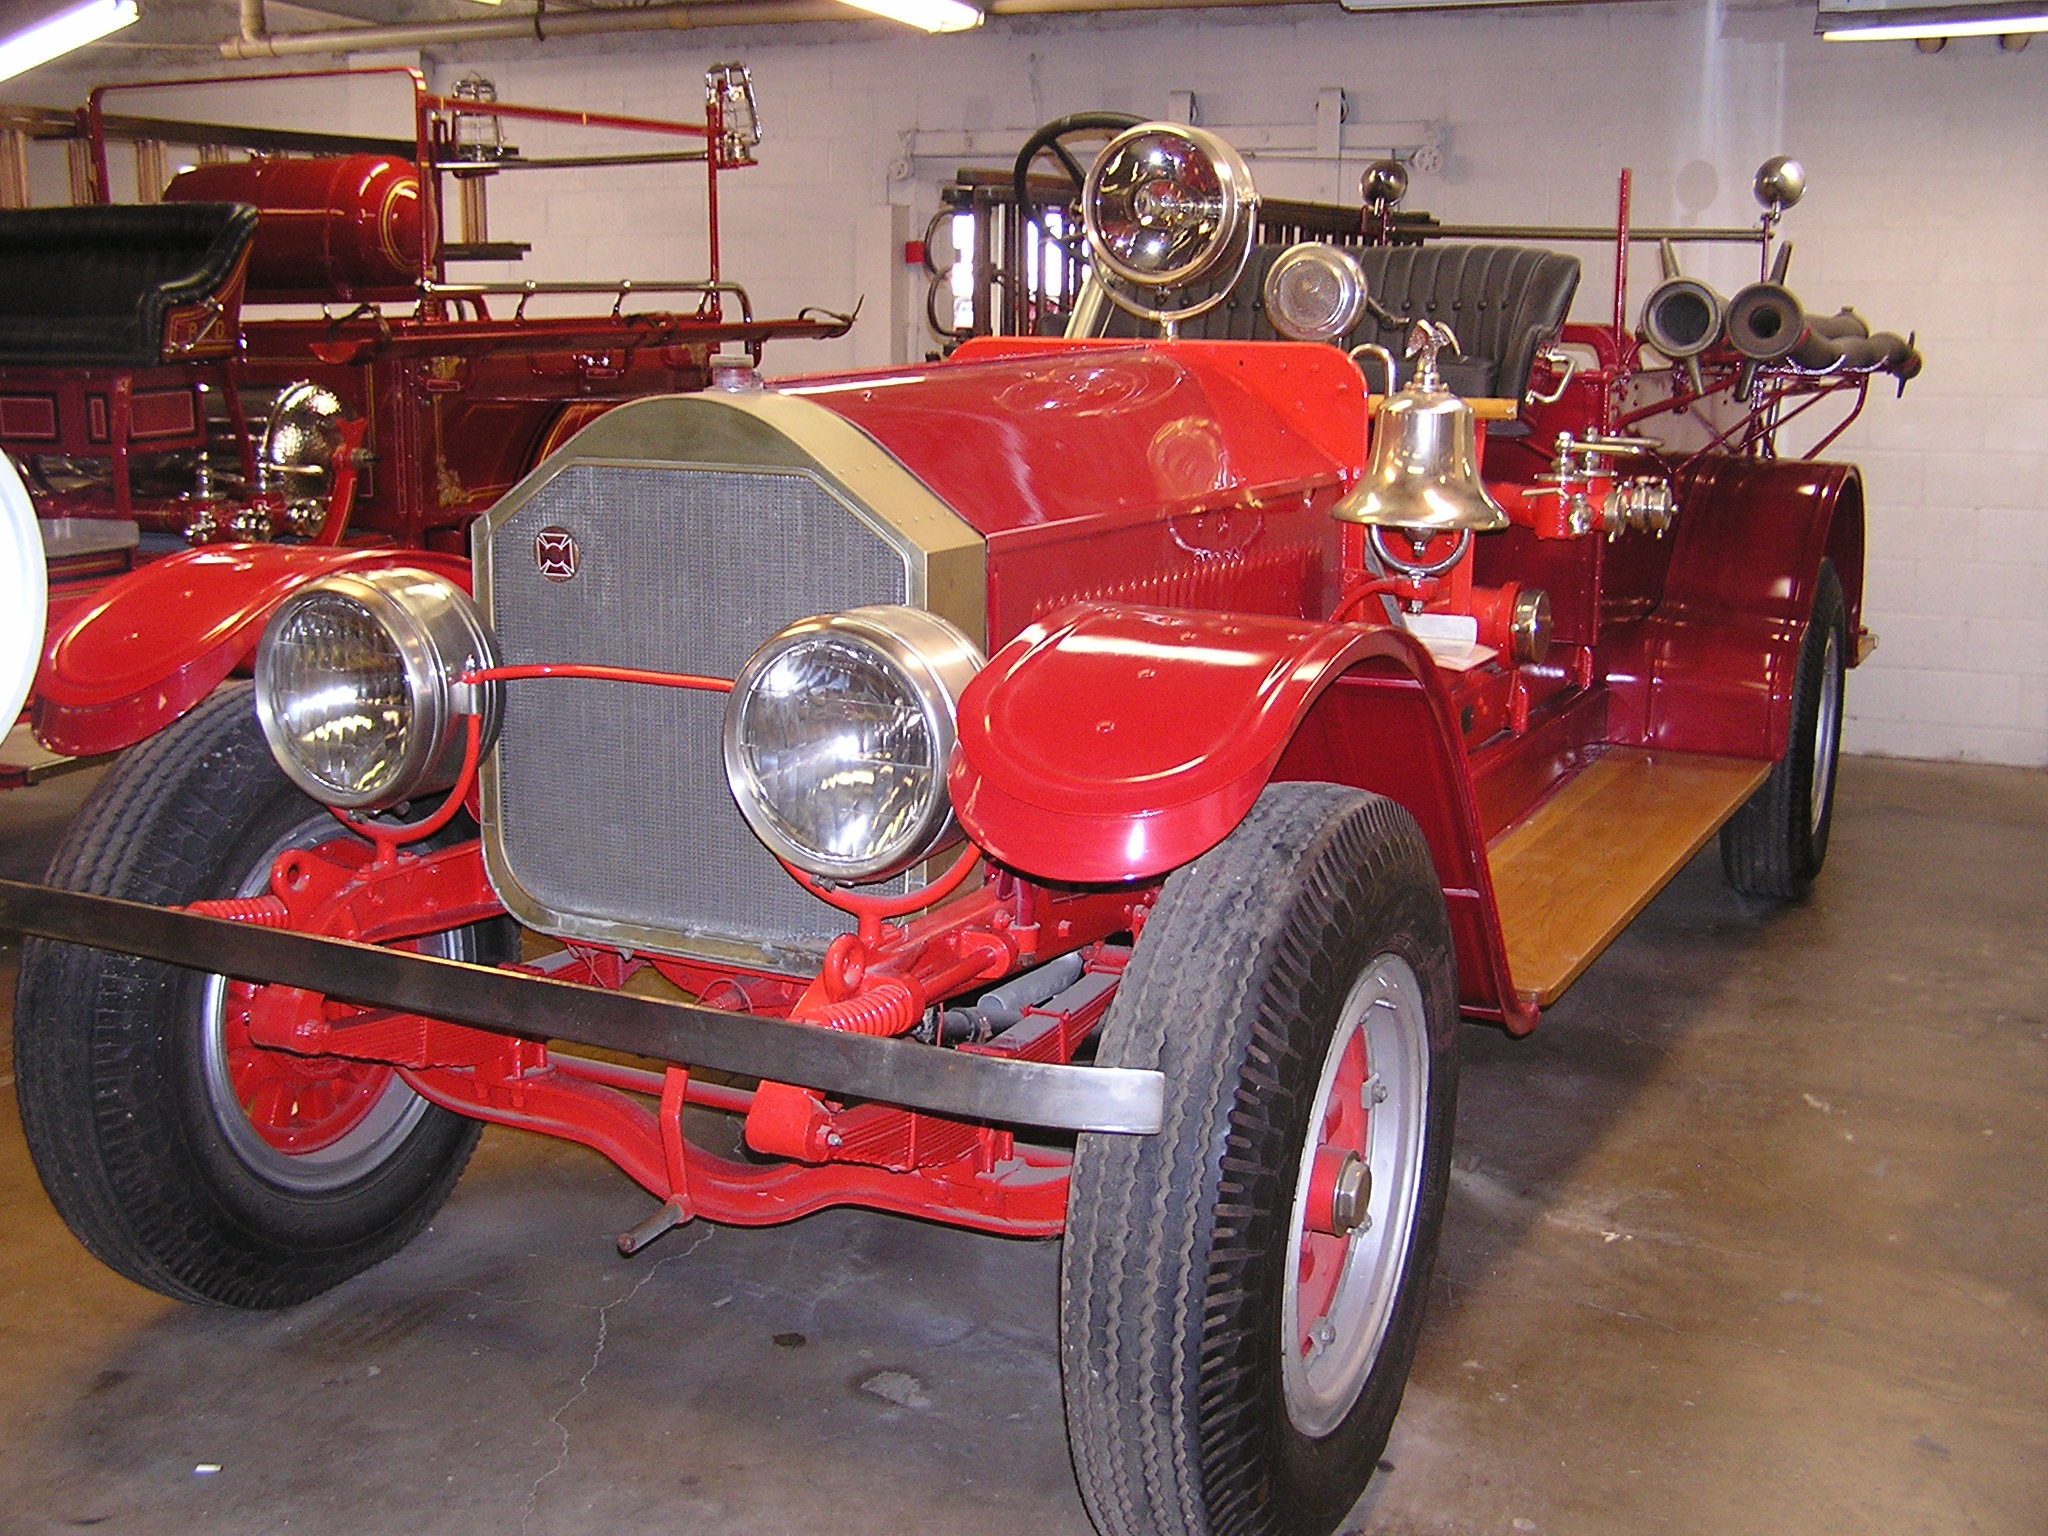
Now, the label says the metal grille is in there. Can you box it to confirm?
[486,462,909,967]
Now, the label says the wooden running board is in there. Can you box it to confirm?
[1487,748,1770,1007]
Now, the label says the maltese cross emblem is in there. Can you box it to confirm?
[534,526,579,582]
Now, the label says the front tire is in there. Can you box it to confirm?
[1061,784,1459,1536]
[14,684,500,1309]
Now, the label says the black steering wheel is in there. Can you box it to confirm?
[1010,111,1144,262]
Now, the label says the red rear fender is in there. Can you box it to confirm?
[34,544,472,757]
[1603,457,1864,758]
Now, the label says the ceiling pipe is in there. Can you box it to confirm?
[223,0,1319,56]
[225,0,854,57]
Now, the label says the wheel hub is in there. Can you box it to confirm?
[1308,1148,1373,1238]
[1280,954,1430,1438]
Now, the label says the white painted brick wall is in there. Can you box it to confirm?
[22,1,2048,763]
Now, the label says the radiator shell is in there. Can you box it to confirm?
[473,391,983,972]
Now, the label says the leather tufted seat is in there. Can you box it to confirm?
[0,202,258,368]
[1102,241,1580,405]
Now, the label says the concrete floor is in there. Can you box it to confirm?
[1,754,2044,1536]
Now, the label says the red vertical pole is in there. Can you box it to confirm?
[1609,167,1634,437]
[1612,167,1632,342]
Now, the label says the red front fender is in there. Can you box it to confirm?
[33,544,472,757]
[951,603,1527,1028]
[950,604,1460,881]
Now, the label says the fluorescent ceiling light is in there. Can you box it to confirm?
[1822,12,2048,32]
[0,0,138,84]
[1818,0,2048,37]
[1338,0,1572,9]
[839,0,982,31]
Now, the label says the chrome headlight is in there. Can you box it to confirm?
[256,568,500,812]
[724,606,984,884]
[1263,243,1372,344]
[1083,122,1256,291]
[258,382,350,528]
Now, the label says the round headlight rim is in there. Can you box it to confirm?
[1262,241,1373,346]
[255,567,500,814]
[723,605,984,886]
[736,633,952,881]
[1081,121,1258,295]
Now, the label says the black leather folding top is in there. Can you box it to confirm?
[1103,242,1581,404]
[0,202,258,368]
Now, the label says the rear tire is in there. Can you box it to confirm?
[1720,559,1847,900]
[1061,784,1459,1536]
[14,684,503,1309]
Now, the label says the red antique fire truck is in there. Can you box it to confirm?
[2,62,846,777]
[0,120,1915,1536]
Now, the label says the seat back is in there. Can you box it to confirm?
[0,202,258,368]
[1101,241,1580,404]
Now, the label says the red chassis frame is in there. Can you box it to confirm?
[182,724,1148,1240]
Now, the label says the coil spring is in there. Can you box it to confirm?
[806,977,921,1037]
[183,895,291,927]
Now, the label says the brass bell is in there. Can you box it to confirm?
[1332,321,1509,536]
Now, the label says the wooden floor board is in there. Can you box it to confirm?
[1488,748,1770,1006]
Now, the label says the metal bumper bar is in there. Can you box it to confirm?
[0,880,1164,1136]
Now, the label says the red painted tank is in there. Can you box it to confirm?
[165,154,424,300]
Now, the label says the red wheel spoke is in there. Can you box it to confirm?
[1297,1229,1347,1346]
